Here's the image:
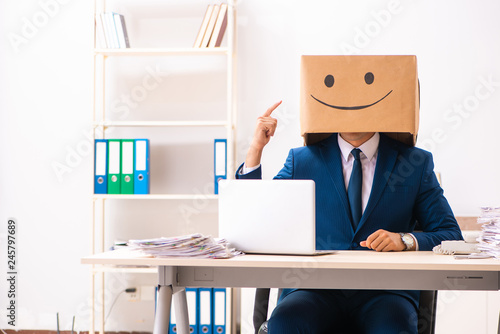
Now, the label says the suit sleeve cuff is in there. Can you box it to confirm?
[409,233,419,251]
[241,163,261,175]
[235,163,262,179]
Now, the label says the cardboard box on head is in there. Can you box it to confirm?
[300,55,419,146]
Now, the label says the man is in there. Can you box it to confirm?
[236,101,463,334]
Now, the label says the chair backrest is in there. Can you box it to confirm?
[253,288,437,334]
[253,288,270,334]
[417,290,437,334]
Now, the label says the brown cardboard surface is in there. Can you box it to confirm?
[300,55,419,146]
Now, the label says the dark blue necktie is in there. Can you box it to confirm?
[348,148,362,229]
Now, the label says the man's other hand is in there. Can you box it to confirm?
[360,229,406,252]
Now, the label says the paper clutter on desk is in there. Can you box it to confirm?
[127,233,244,259]
[477,206,500,258]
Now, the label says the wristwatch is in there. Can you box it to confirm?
[399,233,415,251]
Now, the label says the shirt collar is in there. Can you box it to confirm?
[338,132,380,162]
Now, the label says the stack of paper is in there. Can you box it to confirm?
[127,234,243,259]
[477,207,500,258]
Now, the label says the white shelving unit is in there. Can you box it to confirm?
[93,120,230,127]
[90,1,238,333]
[94,47,229,56]
[93,194,219,200]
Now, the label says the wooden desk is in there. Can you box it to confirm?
[82,250,500,334]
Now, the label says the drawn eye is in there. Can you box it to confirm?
[324,75,334,88]
[364,72,374,85]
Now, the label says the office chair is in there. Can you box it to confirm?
[253,288,438,334]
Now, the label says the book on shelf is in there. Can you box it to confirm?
[95,14,108,48]
[97,12,130,49]
[193,4,214,48]
[200,4,220,48]
[208,3,228,48]
[113,13,130,48]
[194,3,228,48]
[103,12,119,48]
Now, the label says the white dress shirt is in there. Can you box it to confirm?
[337,132,379,214]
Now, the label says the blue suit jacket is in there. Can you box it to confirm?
[236,133,462,306]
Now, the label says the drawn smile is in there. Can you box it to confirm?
[310,90,393,110]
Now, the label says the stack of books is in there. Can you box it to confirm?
[127,233,243,259]
[96,12,130,48]
[477,206,500,258]
[193,3,228,48]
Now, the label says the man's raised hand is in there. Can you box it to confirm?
[245,101,282,168]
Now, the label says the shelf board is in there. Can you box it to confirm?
[93,194,219,200]
[94,120,230,128]
[94,47,229,56]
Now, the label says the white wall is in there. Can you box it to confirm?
[0,0,95,330]
[236,0,500,213]
[0,0,499,333]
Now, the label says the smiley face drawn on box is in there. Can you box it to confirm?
[300,55,419,146]
[311,71,393,111]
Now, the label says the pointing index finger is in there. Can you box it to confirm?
[262,100,282,117]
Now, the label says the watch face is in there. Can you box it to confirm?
[403,234,414,247]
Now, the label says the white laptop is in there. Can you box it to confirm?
[218,179,334,256]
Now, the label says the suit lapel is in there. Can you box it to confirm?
[355,134,399,232]
[318,134,353,228]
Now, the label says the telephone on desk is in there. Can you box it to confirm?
[432,231,491,258]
